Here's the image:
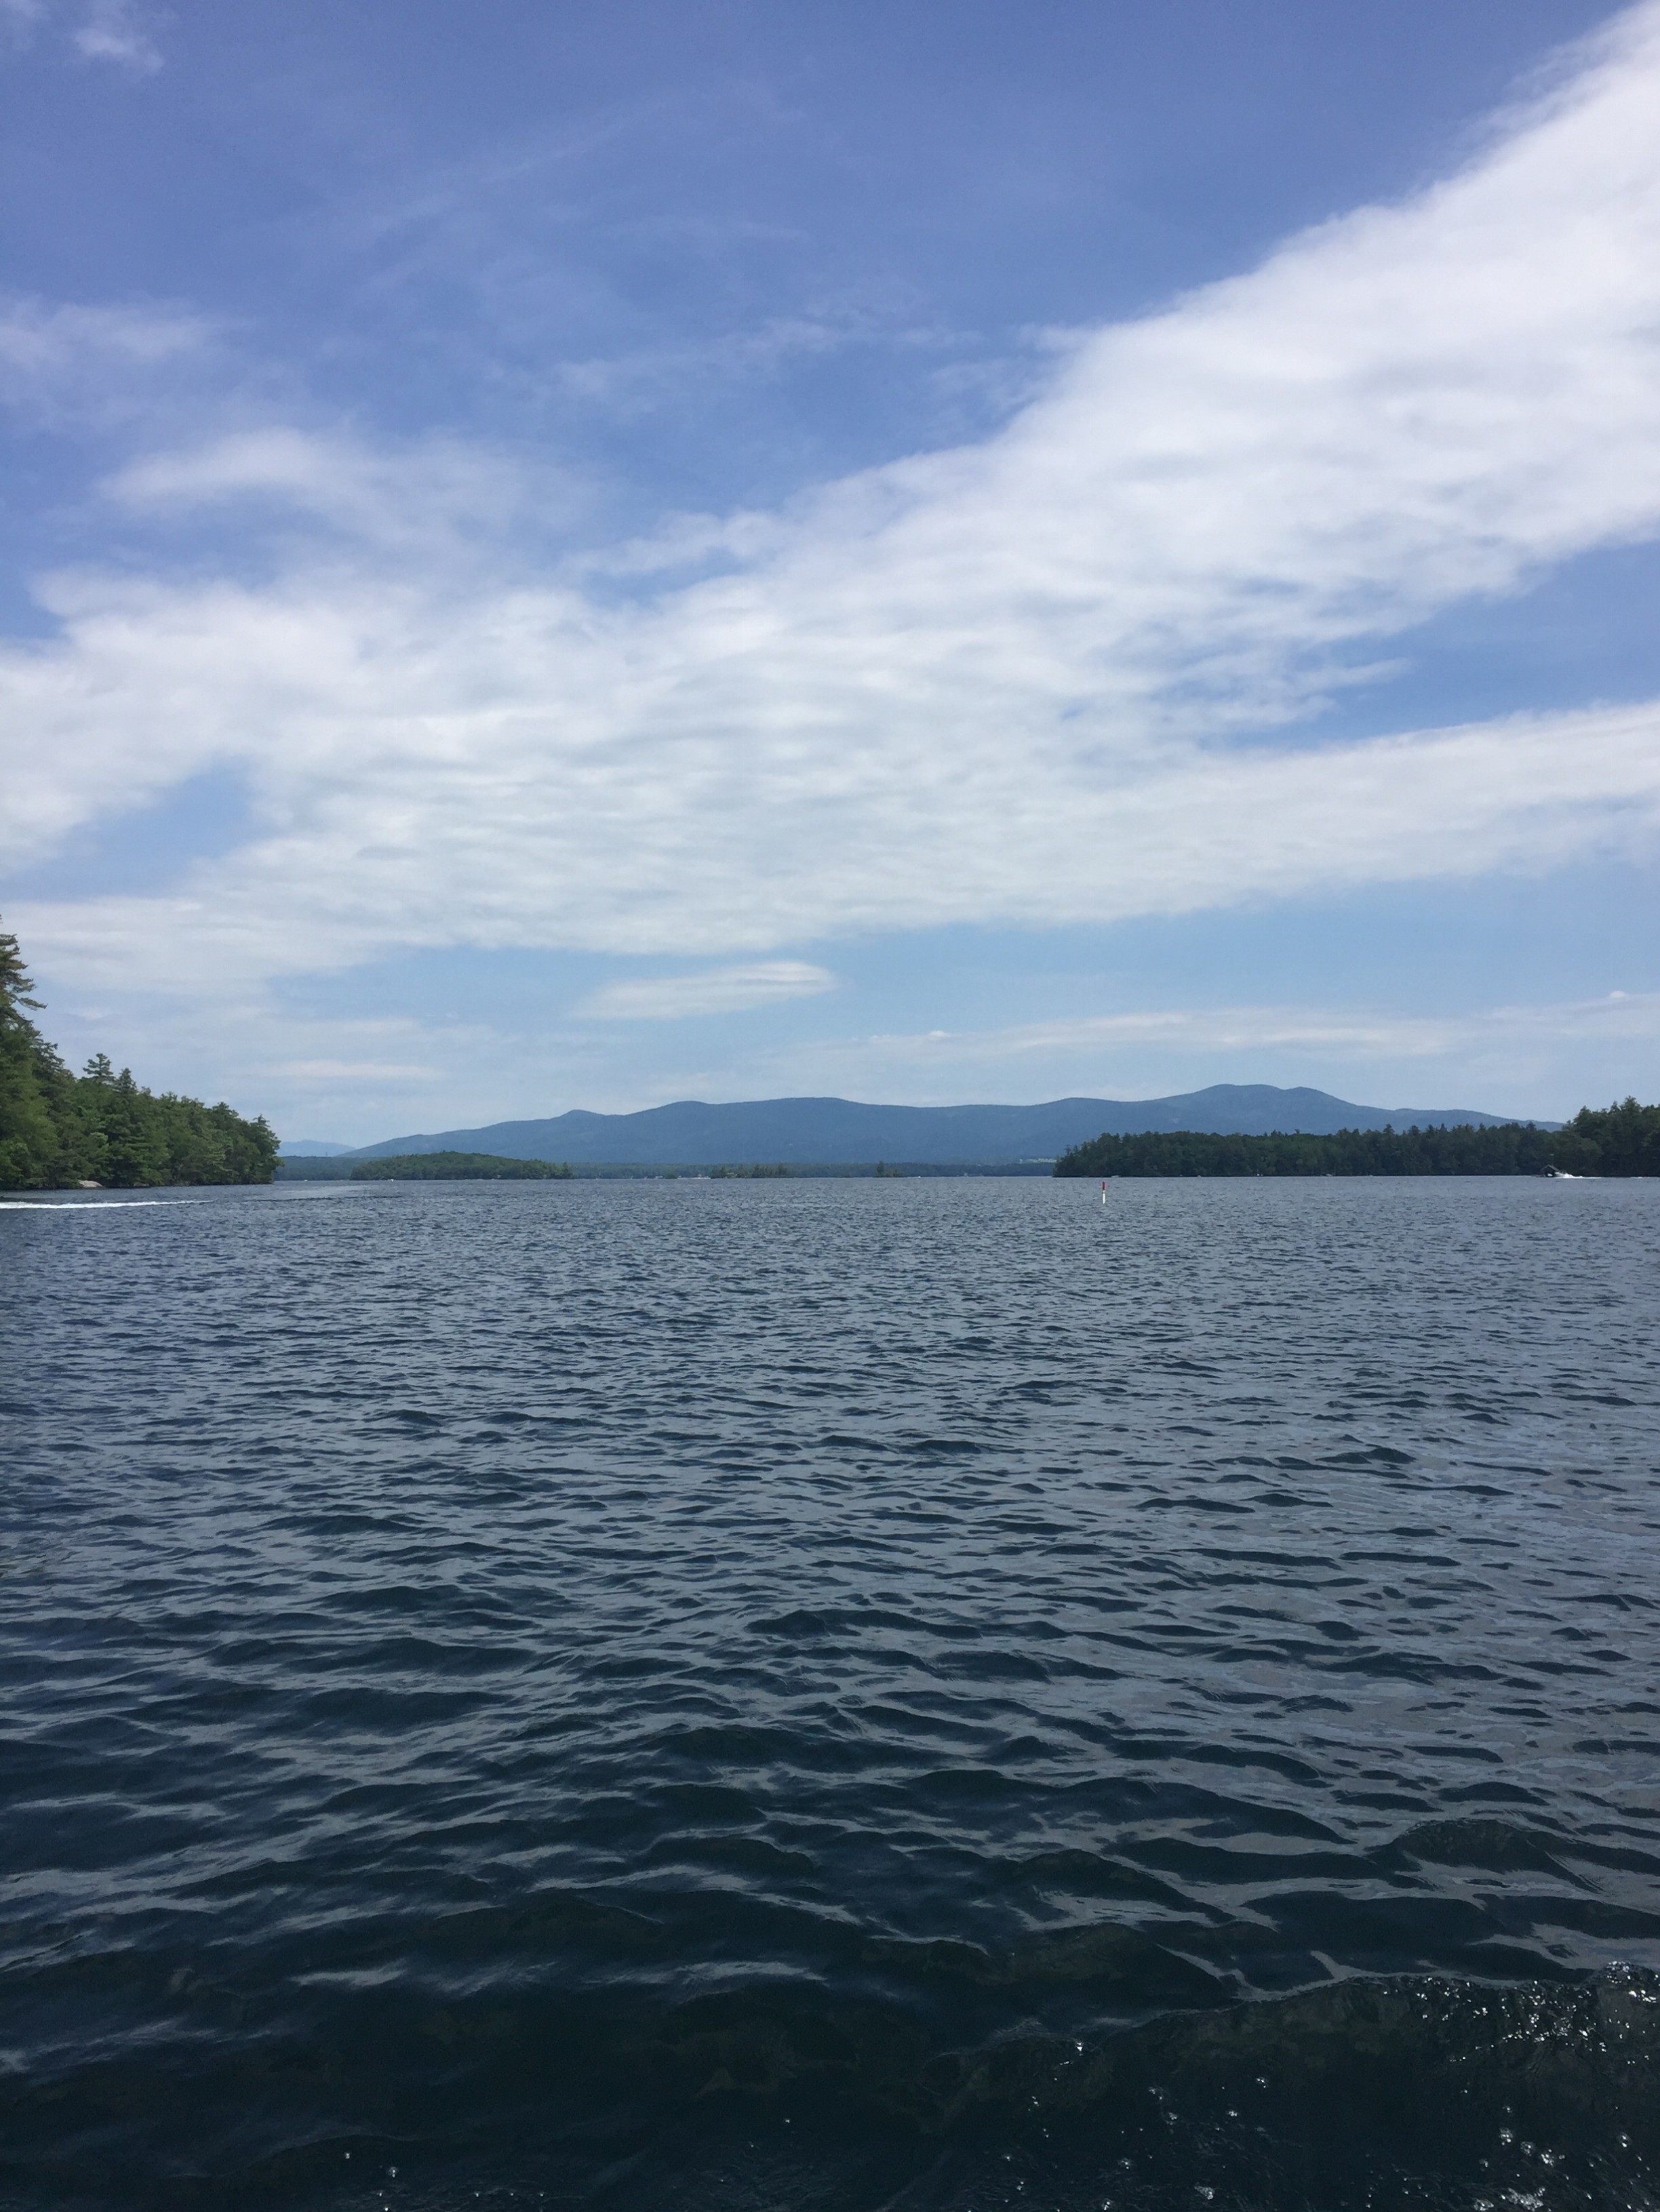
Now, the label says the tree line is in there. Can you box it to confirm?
[349,1152,572,1180]
[1055,1106,1659,1179]
[1,925,277,1190]
[1549,1098,1660,1175]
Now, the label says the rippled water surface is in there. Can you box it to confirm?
[2,1175,1658,2211]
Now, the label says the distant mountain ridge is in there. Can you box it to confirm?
[336,1085,1544,1167]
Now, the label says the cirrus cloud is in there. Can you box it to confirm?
[0,0,163,71]
[577,962,838,1021]
[4,3,1660,1001]
[73,0,160,73]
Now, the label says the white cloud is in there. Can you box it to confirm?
[755,991,1660,1119]
[0,0,163,69]
[279,1058,439,1082]
[577,961,837,1020]
[832,992,1660,1075]
[5,4,1660,999]
[61,984,1654,1145]
[16,989,510,1140]
[104,428,576,551]
[7,695,1657,988]
[554,299,936,418]
[0,296,205,378]
[0,295,211,429]
[73,0,159,72]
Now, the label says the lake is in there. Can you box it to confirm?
[2,1175,1657,2210]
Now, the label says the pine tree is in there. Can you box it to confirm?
[0,920,278,1190]
[0,929,70,1189]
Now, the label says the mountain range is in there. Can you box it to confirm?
[282,1085,1544,1167]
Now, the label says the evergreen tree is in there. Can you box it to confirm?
[0,921,277,1190]
[1050,1117,1648,1178]
[0,930,71,1188]
[1551,1097,1660,1176]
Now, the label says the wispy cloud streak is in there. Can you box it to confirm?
[73,0,160,72]
[4,4,1660,994]
[578,963,837,1020]
[840,992,1660,1073]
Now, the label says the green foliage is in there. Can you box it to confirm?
[1549,1097,1660,1177]
[1055,1122,1559,1178]
[0,923,277,1190]
[349,1152,572,1180]
[709,1161,793,1178]
[0,956,69,1191]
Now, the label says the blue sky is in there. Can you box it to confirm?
[2,0,1657,1142]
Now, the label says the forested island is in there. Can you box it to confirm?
[1056,1101,1660,1178]
[1,926,277,1190]
[349,1152,572,1180]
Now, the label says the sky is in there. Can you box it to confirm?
[1,0,1657,1143]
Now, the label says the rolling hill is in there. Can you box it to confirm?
[335,1085,1539,1167]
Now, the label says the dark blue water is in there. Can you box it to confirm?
[2,1175,1658,2211]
